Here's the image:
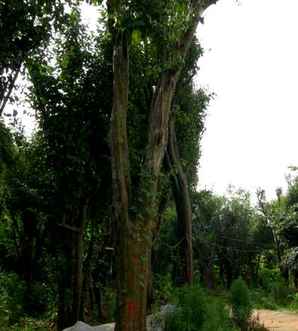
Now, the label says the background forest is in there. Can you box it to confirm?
[1,1,298,331]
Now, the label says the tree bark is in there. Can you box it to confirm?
[0,64,21,116]
[167,119,193,285]
[110,28,153,330]
[57,205,87,330]
[109,2,219,330]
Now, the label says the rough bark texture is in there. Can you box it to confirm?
[110,29,153,330]
[167,119,193,285]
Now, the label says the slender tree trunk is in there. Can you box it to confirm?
[294,270,298,290]
[167,119,193,285]
[57,205,87,330]
[20,209,36,284]
[0,64,21,116]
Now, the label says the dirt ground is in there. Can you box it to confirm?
[253,309,298,331]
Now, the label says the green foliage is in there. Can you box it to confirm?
[192,189,267,289]
[250,288,278,310]
[230,278,252,330]
[165,286,206,331]
[102,287,117,322]
[202,298,237,331]
[153,273,175,305]
[258,267,281,291]
[271,281,292,306]
[25,282,51,316]
[165,286,236,331]
[0,0,74,115]
[289,292,298,311]
[0,272,26,325]
[0,317,50,331]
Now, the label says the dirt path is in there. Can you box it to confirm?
[253,309,298,331]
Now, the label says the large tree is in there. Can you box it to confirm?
[0,0,71,116]
[28,10,112,328]
[106,1,218,330]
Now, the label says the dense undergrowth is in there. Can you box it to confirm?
[1,270,297,331]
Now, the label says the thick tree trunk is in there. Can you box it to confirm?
[116,222,152,331]
[110,28,153,331]
[109,2,218,330]
[167,119,193,285]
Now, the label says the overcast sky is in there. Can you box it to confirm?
[196,0,298,200]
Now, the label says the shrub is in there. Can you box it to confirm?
[290,292,298,311]
[165,285,237,331]
[250,288,278,310]
[153,273,175,305]
[271,281,292,305]
[102,287,117,322]
[165,285,206,331]
[0,272,26,325]
[258,267,281,292]
[24,281,51,316]
[230,278,252,330]
[202,298,237,331]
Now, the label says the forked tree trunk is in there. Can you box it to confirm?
[109,1,218,330]
[167,119,193,285]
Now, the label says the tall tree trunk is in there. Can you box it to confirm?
[57,205,87,330]
[110,28,153,330]
[167,119,193,285]
[20,209,36,285]
[109,2,218,330]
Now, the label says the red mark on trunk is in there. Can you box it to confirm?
[132,255,139,265]
[127,301,137,316]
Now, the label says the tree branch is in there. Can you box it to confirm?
[0,64,21,116]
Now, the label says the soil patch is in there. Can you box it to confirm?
[253,309,298,331]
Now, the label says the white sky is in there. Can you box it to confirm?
[197,0,298,200]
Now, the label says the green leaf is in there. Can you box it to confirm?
[132,29,141,46]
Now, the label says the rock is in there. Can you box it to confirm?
[63,305,175,331]
[63,321,115,331]
[147,304,176,331]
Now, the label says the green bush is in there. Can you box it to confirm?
[250,288,278,310]
[165,286,206,331]
[153,273,175,305]
[165,285,237,331]
[230,278,252,330]
[202,298,237,331]
[258,267,281,292]
[290,292,298,311]
[271,281,292,305]
[102,286,117,321]
[0,272,26,325]
[24,281,51,316]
